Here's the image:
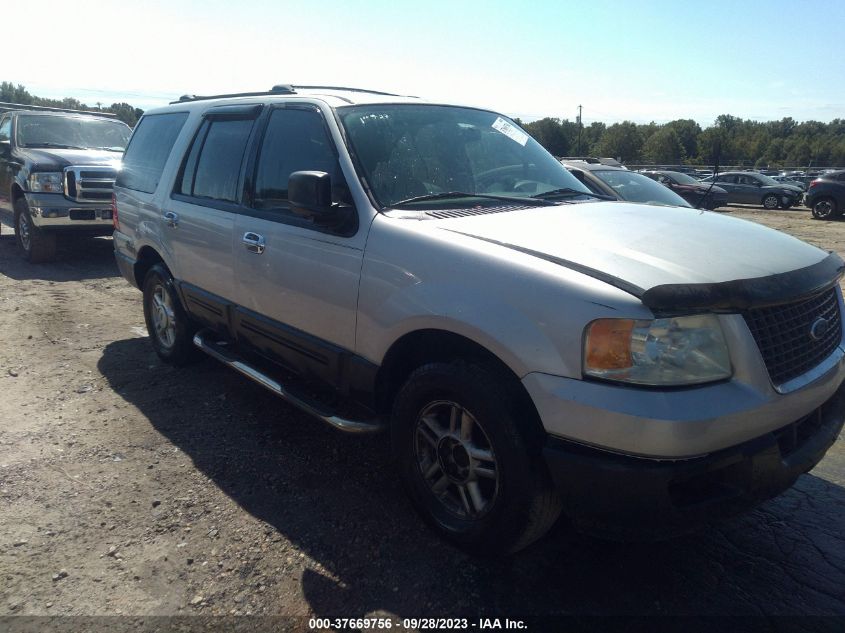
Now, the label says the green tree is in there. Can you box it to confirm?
[522,118,569,156]
[665,119,701,160]
[595,121,642,162]
[641,126,685,164]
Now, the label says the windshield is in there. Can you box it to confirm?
[17,115,131,151]
[593,170,691,207]
[338,105,591,207]
[665,171,699,185]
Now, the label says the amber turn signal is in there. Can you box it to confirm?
[585,319,635,370]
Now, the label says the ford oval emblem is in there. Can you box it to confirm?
[809,317,830,341]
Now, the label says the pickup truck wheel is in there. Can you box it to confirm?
[142,264,199,366]
[392,361,561,555]
[14,199,57,263]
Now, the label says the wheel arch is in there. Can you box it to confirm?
[374,328,546,441]
[134,245,172,288]
[11,183,25,206]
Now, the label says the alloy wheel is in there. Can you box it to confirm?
[414,400,499,519]
[150,284,177,348]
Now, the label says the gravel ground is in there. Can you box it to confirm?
[0,205,843,628]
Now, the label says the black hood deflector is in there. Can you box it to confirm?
[642,251,845,314]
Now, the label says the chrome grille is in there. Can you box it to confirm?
[743,288,842,386]
[64,166,117,203]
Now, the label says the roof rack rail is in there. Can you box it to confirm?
[0,101,118,118]
[170,84,411,105]
[290,85,406,97]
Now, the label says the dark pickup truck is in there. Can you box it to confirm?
[0,103,131,262]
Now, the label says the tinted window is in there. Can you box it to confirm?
[180,118,254,203]
[716,174,735,183]
[117,113,188,194]
[253,109,343,210]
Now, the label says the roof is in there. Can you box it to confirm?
[151,85,423,115]
[0,101,118,119]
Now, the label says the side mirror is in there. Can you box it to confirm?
[288,171,354,228]
[0,139,10,157]
[289,170,332,216]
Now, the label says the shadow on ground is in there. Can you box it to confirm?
[97,337,845,619]
[0,210,117,281]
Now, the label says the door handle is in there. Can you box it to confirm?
[162,211,179,227]
[242,231,265,254]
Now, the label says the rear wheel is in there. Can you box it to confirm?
[14,199,57,263]
[142,264,199,365]
[392,361,561,555]
[762,194,779,210]
[811,197,838,220]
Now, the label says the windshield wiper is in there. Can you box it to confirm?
[391,191,555,207]
[25,142,87,150]
[531,188,616,201]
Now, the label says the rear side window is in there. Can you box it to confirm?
[178,118,254,203]
[117,112,188,193]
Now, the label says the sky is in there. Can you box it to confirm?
[6,0,845,126]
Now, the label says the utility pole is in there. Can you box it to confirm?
[577,105,583,156]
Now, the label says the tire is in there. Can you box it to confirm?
[142,263,199,366]
[392,361,561,555]
[779,202,793,210]
[14,199,57,263]
[762,194,779,210]
[811,197,839,220]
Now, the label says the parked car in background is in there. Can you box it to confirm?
[804,170,845,220]
[640,170,728,209]
[699,171,803,209]
[771,175,807,191]
[0,105,131,262]
[562,161,691,207]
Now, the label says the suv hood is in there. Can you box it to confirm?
[437,201,832,304]
[19,148,122,172]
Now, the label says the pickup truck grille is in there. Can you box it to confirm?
[64,166,117,203]
[743,287,841,386]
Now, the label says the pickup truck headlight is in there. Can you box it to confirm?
[28,172,64,193]
[583,314,731,386]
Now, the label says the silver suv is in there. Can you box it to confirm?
[113,85,845,554]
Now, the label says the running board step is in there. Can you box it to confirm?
[192,330,385,434]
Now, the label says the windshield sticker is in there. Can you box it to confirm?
[491,117,529,146]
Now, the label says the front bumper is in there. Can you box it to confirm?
[25,192,113,233]
[542,382,845,538]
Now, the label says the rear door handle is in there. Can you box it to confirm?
[242,232,265,254]
[162,211,179,227]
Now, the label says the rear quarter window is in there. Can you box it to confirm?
[117,112,189,194]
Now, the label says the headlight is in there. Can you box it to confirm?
[583,314,731,386]
[28,172,64,193]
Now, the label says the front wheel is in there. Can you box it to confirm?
[14,199,57,263]
[762,194,780,210]
[811,197,838,220]
[142,264,199,365]
[392,361,561,555]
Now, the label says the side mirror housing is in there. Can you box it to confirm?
[288,171,355,230]
[289,170,332,217]
[0,139,10,157]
